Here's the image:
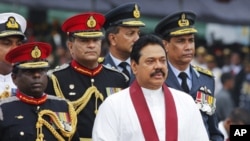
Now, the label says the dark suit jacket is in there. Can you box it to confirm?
[166,63,224,141]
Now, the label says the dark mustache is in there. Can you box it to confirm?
[150,69,165,77]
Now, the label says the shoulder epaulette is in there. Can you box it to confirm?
[102,64,129,82]
[47,63,70,77]
[98,57,105,63]
[102,64,122,73]
[47,95,66,101]
[192,65,214,77]
[0,96,18,105]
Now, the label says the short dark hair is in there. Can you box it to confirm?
[229,108,250,124]
[104,26,119,46]
[220,72,233,84]
[12,64,19,74]
[130,34,166,64]
[68,34,75,42]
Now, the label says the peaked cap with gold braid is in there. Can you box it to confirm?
[5,42,52,69]
[0,12,26,39]
[155,11,197,38]
[62,12,105,38]
[103,2,145,29]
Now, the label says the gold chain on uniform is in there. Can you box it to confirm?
[36,101,77,141]
[50,74,104,114]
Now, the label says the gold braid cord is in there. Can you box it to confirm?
[50,74,104,114]
[36,102,77,141]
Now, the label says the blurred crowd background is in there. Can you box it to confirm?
[1,0,250,122]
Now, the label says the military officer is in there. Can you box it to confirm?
[0,42,78,141]
[102,2,145,85]
[45,12,128,140]
[0,12,27,99]
[154,11,224,141]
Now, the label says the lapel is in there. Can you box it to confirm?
[103,54,117,69]
[166,64,182,90]
[166,63,202,98]
[189,67,201,98]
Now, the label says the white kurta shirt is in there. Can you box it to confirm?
[92,87,209,141]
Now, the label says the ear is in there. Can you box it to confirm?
[11,73,18,86]
[224,118,232,129]
[130,60,137,75]
[162,40,169,52]
[67,40,74,56]
[67,40,72,50]
[108,33,116,46]
[224,118,232,134]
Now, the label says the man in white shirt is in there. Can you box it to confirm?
[218,108,250,141]
[92,34,209,141]
[0,12,26,99]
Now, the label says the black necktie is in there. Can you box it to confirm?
[119,62,130,80]
[178,72,189,93]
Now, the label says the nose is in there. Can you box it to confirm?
[185,41,194,50]
[186,44,192,50]
[33,72,41,78]
[154,60,164,69]
[87,39,99,48]
[135,35,140,42]
[132,33,140,42]
[9,42,19,49]
[33,69,46,78]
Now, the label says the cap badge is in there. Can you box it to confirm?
[5,17,19,29]
[133,4,140,18]
[87,16,96,28]
[31,46,42,59]
[178,13,190,27]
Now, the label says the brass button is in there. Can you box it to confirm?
[20,131,24,136]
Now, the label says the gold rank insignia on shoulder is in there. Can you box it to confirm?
[192,65,213,77]
[133,4,140,18]
[6,17,19,29]
[31,46,41,59]
[87,16,96,28]
[178,13,189,27]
